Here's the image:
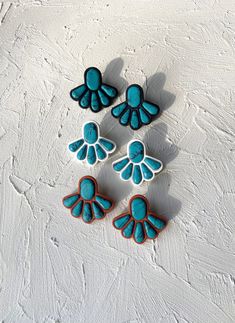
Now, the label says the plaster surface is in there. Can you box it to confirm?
[0,1,235,322]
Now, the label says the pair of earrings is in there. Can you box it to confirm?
[70,67,160,130]
[63,66,167,244]
[68,120,163,186]
[63,176,167,245]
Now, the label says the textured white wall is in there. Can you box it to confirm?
[0,0,235,322]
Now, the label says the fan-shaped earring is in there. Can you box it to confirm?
[70,67,118,112]
[63,176,114,223]
[111,84,160,130]
[112,139,163,185]
[68,120,116,166]
[113,194,167,244]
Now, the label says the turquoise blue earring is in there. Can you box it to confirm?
[113,195,167,244]
[63,176,114,223]
[112,139,163,186]
[68,121,116,166]
[70,67,118,112]
[111,84,160,130]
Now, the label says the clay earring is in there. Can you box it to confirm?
[70,67,118,112]
[112,139,163,186]
[68,120,116,166]
[111,84,160,130]
[63,176,114,223]
[113,195,167,244]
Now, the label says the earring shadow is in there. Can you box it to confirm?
[103,57,128,95]
[100,112,134,150]
[97,156,133,203]
[144,72,175,112]
[146,173,181,221]
[144,122,178,165]
[144,123,181,220]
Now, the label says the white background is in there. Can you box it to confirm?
[0,1,235,322]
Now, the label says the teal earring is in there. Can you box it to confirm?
[68,121,116,166]
[112,139,163,186]
[70,67,118,112]
[113,195,167,244]
[111,84,160,130]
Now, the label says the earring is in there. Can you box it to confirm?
[111,84,160,130]
[68,120,116,166]
[63,176,114,223]
[113,195,167,244]
[70,67,118,112]
[112,139,163,186]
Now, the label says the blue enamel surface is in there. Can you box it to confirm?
[99,138,115,151]
[63,194,80,208]
[82,203,93,222]
[144,221,158,239]
[85,68,101,91]
[113,158,129,171]
[121,163,133,180]
[147,215,166,230]
[83,122,98,144]
[131,197,147,220]
[129,141,144,163]
[70,84,87,100]
[141,163,153,180]
[80,90,90,108]
[98,89,110,106]
[80,178,95,200]
[120,109,131,125]
[95,143,107,160]
[144,157,162,171]
[77,144,87,160]
[69,139,84,152]
[114,214,131,229]
[95,195,112,210]
[71,200,83,217]
[91,92,100,111]
[127,85,143,108]
[87,146,97,165]
[134,222,145,243]
[130,110,140,129]
[139,108,151,124]
[101,84,117,98]
[92,201,104,219]
[122,220,134,238]
[112,102,127,117]
[142,101,160,116]
[133,165,142,185]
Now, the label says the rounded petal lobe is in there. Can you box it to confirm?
[113,157,130,172]
[112,102,127,117]
[82,203,93,223]
[144,221,158,239]
[69,139,84,152]
[71,200,83,217]
[134,222,145,244]
[122,220,135,238]
[70,84,87,101]
[133,165,142,185]
[147,215,166,230]
[113,214,131,229]
[77,144,88,160]
[95,195,112,210]
[63,194,80,208]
